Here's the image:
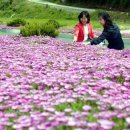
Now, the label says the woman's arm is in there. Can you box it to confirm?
[73,25,79,42]
[91,30,109,45]
[88,23,95,39]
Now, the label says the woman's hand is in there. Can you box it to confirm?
[73,36,78,43]
[87,41,91,45]
[86,41,91,45]
[82,41,91,45]
[94,34,98,38]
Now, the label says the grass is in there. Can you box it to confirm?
[55,99,98,112]
[55,99,99,123]
[116,75,125,85]
[2,83,129,130]
[112,117,127,130]
[5,72,12,78]
[0,16,129,30]
[54,99,99,130]
[8,18,128,30]
[106,75,125,85]
[3,104,45,130]
[57,125,74,130]
[0,0,130,29]
[0,0,77,20]
[4,108,30,130]
[0,17,77,28]
[55,99,129,130]
[31,82,39,90]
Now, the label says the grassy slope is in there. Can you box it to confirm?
[0,0,77,27]
[0,0,129,29]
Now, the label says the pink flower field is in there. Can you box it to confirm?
[0,35,130,130]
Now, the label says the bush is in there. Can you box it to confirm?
[45,20,60,29]
[7,18,26,27]
[0,0,10,10]
[20,22,59,37]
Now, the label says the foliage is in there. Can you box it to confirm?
[20,22,59,37]
[58,0,130,11]
[0,0,77,19]
[45,19,60,29]
[7,18,26,26]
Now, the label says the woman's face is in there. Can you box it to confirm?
[80,15,88,25]
[99,16,106,26]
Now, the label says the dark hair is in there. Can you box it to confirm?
[98,12,113,28]
[78,11,90,23]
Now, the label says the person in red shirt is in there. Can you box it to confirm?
[73,11,95,42]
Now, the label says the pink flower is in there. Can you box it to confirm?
[83,105,91,111]
[98,119,115,130]
[126,117,130,126]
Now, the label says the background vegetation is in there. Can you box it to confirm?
[20,20,59,37]
[0,0,130,29]
[48,0,130,11]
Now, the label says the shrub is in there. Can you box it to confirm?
[0,0,10,10]
[20,22,59,37]
[7,18,26,27]
[45,19,60,29]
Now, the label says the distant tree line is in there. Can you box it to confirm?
[48,0,130,11]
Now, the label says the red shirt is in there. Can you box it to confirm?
[74,22,95,42]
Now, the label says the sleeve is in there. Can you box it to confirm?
[89,23,95,39]
[74,25,80,37]
[91,30,109,45]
